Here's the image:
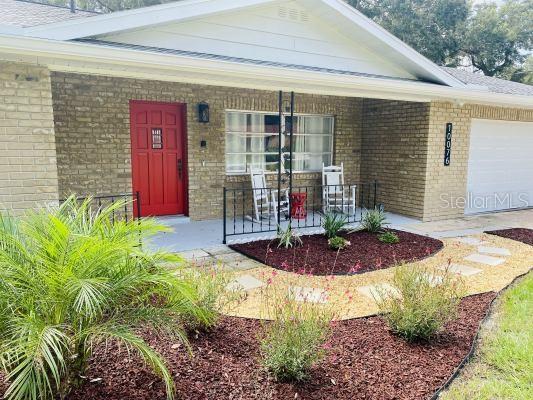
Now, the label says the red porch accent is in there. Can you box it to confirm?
[130,101,187,217]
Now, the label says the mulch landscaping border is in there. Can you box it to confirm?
[230,229,444,276]
[429,268,533,399]
[485,228,533,246]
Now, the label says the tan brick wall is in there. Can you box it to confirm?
[360,99,431,219]
[51,72,362,220]
[0,61,59,215]
[422,101,533,221]
[422,101,471,221]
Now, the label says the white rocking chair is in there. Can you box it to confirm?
[322,163,356,215]
[250,168,289,223]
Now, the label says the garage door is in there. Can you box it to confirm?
[466,119,533,214]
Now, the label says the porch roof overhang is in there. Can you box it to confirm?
[1,34,532,109]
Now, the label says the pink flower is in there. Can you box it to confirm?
[267,278,273,285]
[271,270,278,277]
[281,261,290,269]
[349,261,363,274]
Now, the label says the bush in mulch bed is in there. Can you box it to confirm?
[6,292,495,400]
[485,228,533,246]
[230,229,444,275]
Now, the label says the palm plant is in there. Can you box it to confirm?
[0,197,207,400]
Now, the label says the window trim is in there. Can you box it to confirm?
[225,109,335,175]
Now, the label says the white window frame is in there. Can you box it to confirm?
[225,109,335,175]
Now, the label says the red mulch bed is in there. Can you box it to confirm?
[0,292,494,400]
[485,228,533,246]
[230,229,443,275]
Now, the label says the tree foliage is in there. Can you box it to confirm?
[350,0,470,66]
[463,0,533,77]
[350,0,532,82]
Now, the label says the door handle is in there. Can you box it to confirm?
[177,159,182,179]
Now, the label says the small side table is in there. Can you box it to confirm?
[290,192,307,220]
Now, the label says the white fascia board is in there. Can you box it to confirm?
[0,35,531,109]
[315,0,465,88]
[23,0,276,40]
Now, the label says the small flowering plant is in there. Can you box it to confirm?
[259,290,334,382]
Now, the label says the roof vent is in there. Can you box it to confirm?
[278,6,309,22]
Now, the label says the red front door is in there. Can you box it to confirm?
[130,101,187,217]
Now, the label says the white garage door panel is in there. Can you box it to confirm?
[466,120,533,214]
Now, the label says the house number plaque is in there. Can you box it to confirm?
[443,123,452,166]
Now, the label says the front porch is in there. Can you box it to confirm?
[150,211,420,252]
[149,207,533,253]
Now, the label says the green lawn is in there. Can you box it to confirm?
[442,272,533,400]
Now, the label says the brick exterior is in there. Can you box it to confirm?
[422,101,533,221]
[51,72,362,220]
[423,101,471,221]
[0,61,59,215]
[360,99,430,219]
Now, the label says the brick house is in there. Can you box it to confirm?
[1,0,532,224]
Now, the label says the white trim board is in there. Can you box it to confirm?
[1,35,532,108]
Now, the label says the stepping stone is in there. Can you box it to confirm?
[455,237,484,246]
[178,249,211,261]
[289,286,328,303]
[203,245,234,256]
[438,263,482,276]
[226,275,265,291]
[214,252,247,264]
[464,253,506,266]
[421,273,443,287]
[231,259,263,271]
[357,283,400,301]
[477,246,511,257]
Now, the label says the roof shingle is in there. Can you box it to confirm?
[442,66,533,96]
[0,0,97,28]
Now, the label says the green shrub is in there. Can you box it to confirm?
[376,264,464,342]
[361,208,388,233]
[276,224,302,249]
[378,231,400,244]
[321,211,349,238]
[260,294,332,382]
[180,265,236,331]
[0,197,208,400]
[328,236,350,250]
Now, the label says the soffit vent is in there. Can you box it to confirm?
[278,6,309,22]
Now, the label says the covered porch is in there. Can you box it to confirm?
[150,211,420,252]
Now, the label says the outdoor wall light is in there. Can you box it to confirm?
[198,102,209,123]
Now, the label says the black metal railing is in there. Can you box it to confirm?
[223,181,378,243]
[60,192,141,224]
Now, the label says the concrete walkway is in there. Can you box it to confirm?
[403,208,533,239]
